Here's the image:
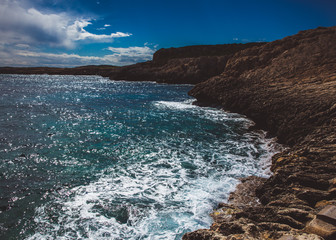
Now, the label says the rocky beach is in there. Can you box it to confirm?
[1,26,335,239]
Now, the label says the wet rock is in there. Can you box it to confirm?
[228,176,267,207]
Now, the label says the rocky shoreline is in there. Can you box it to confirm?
[1,26,335,239]
[183,26,336,239]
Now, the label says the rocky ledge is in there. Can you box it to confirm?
[184,26,336,239]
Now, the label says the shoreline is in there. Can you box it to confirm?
[183,26,336,239]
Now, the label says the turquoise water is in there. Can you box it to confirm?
[0,74,278,239]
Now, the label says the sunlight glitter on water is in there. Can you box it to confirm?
[0,75,280,240]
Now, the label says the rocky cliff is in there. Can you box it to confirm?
[184,26,336,239]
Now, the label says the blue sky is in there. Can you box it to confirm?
[0,0,335,67]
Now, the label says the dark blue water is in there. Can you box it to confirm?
[0,74,279,239]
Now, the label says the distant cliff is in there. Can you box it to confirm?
[152,43,265,64]
[0,65,120,77]
[184,26,336,240]
[0,43,265,84]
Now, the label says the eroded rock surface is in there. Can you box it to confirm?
[185,26,336,239]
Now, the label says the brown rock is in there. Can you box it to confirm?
[305,218,336,239]
[278,233,323,240]
[182,230,227,240]
[228,176,267,207]
[278,235,298,240]
[317,205,336,225]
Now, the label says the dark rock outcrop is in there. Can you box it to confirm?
[112,55,231,84]
[152,43,265,65]
[184,26,336,239]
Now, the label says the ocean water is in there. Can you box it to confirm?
[0,74,279,240]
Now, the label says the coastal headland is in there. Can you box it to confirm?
[1,26,335,239]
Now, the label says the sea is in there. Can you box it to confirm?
[0,74,280,240]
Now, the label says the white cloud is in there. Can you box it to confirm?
[67,20,131,42]
[107,46,155,58]
[0,1,154,67]
[15,50,101,60]
[0,0,131,49]
[15,43,30,49]
[105,46,156,65]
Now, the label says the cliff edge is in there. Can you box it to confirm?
[184,26,336,239]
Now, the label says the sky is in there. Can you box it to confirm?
[0,0,335,67]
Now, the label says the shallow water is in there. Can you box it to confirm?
[0,74,279,239]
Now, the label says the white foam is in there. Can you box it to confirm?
[153,100,197,110]
[28,135,280,239]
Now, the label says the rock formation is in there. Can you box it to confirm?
[184,26,336,239]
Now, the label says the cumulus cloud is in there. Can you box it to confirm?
[0,45,156,67]
[105,46,156,65]
[67,20,131,42]
[0,0,131,49]
[0,1,155,67]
